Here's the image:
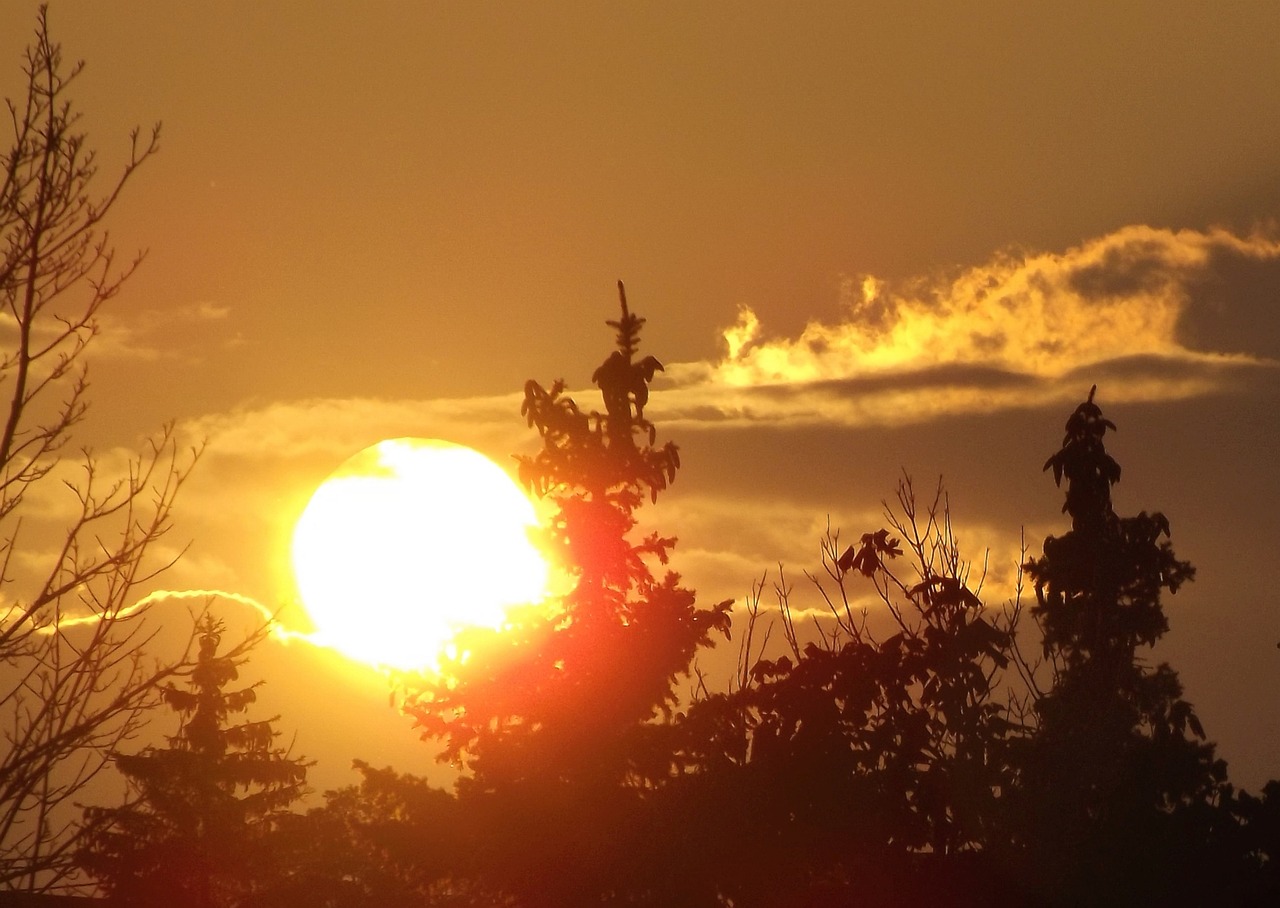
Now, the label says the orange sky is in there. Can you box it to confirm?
[2,2,1279,796]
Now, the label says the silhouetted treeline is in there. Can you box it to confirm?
[75,292,1280,907]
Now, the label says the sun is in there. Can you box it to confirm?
[290,437,549,671]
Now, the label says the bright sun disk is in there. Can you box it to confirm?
[290,437,549,671]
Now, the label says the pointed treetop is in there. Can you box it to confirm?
[1060,384,1116,448]
[1043,386,1121,531]
[594,282,665,431]
[196,615,223,660]
[607,280,646,361]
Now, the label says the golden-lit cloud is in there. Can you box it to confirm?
[30,587,275,635]
[158,224,1280,494]
[659,225,1280,429]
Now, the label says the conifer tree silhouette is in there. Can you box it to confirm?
[295,382,1280,907]
[398,283,731,905]
[77,616,309,908]
[1011,389,1228,906]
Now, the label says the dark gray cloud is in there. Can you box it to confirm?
[1181,243,1280,359]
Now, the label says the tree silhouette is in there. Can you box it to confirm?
[269,761,493,908]
[0,6,201,890]
[290,365,1280,905]
[396,283,731,905]
[658,479,1020,906]
[77,616,309,908]
[1008,389,1235,905]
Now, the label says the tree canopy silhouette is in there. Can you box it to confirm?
[390,283,730,905]
[650,478,1020,906]
[77,616,309,908]
[1007,389,1270,906]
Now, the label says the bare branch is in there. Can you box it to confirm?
[0,9,196,890]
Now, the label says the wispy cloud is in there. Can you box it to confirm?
[151,224,1280,464]
[93,300,240,361]
[177,394,530,463]
[658,225,1280,429]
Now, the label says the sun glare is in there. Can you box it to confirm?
[290,438,549,671]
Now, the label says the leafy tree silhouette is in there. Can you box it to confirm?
[658,479,1021,907]
[1007,388,1243,906]
[77,616,309,908]
[396,283,731,905]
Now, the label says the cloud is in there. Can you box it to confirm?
[93,300,240,361]
[657,225,1280,429]
[177,393,532,463]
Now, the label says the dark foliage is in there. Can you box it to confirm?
[76,617,309,908]
[646,480,1021,906]
[242,341,1280,907]
[1006,389,1274,906]
[392,283,731,905]
[263,761,498,908]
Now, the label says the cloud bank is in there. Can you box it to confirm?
[152,224,1280,480]
[658,225,1280,429]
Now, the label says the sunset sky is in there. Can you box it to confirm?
[3,2,1279,796]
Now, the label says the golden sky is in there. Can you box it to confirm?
[2,2,1279,795]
